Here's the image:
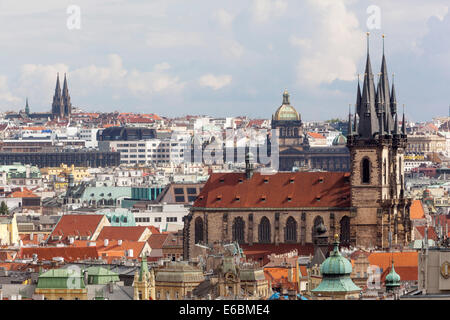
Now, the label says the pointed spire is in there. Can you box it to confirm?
[390,73,397,115]
[358,32,378,138]
[353,105,358,133]
[376,76,384,135]
[401,105,406,135]
[394,112,399,135]
[25,97,30,115]
[348,104,353,136]
[356,74,362,116]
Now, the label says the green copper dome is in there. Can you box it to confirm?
[320,237,353,275]
[273,90,301,121]
[385,261,401,290]
[312,235,361,294]
[332,134,347,146]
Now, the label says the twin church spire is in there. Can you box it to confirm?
[51,73,72,119]
[351,33,405,139]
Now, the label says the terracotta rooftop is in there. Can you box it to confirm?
[49,214,106,241]
[410,200,425,220]
[147,234,169,249]
[193,172,351,209]
[20,246,99,262]
[368,251,418,273]
[97,226,150,242]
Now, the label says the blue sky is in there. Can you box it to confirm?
[0,0,448,122]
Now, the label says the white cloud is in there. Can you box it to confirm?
[0,75,20,108]
[292,0,365,86]
[14,55,185,109]
[214,9,235,28]
[251,0,287,23]
[199,74,232,90]
[146,31,204,48]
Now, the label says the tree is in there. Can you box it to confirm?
[0,201,9,215]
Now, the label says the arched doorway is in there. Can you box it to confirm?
[232,217,245,244]
[285,216,297,243]
[194,217,204,244]
[258,217,271,243]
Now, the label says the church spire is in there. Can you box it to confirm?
[358,32,378,138]
[62,73,72,118]
[376,78,384,136]
[401,105,406,135]
[356,74,362,116]
[25,97,30,115]
[390,74,397,115]
[348,104,353,136]
[52,73,64,119]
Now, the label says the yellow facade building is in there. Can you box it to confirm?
[0,214,19,246]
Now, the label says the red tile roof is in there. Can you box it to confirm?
[49,214,106,241]
[19,246,99,262]
[415,226,438,241]
[410,200,425,220]
[307,132,326,139]
[97,226,149,242]
[193,172,351,209]
[368,251,418,273]
[147,234,169,249]
[7,187,38,198]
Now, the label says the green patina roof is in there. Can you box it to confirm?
[312,276,361,293]
[37,268,85,289]
[0,164,41,178]
[81,186,132,202]
[139,255,149,281]
[87,266,120,285]
[385,262,401,288]
[312,236,361,294]
[319,239,353,276]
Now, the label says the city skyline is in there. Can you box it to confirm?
[0,1,448,122]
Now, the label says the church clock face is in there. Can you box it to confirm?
[226,273,235,282]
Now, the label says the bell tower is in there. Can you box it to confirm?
[347,33,411,249]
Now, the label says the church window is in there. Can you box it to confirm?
[362,158,370,183]
[258,216,271,243]
[194,217,204,244]
[340,216,350,246]
[285,217,297,242]
[232,217,245,244]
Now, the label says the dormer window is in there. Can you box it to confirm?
[319,177,324,183]
[238,178,243,183]
[219,178,225,183]
[316,195,321,201]
[235,195,240,201]
[289,178,295,184]
[216,194,222,201]
[261,195,266,201]
[263,178,269,183]
[287,196,292,202]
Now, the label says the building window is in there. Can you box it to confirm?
[195,217,204,244]
[232,217,245,244]
[285,216,297,243]
[340,216,350,246]
[362,158,370,183]
[258,216,271,243]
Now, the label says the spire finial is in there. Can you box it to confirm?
[366,32,370,54]
[382,34,385,55]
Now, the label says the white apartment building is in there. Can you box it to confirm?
[133,204,189,232]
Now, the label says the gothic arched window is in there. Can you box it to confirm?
[285,217,297,243]
[194,217,204,244]
[362,158,371,183]
[258,217,271,243]
[340,216,350,246]
[232,217,245,244]
[312,216,325,242]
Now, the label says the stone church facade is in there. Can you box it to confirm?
[183,37,412,259]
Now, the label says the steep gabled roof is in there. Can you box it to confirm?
[49,214,106,241]
[193,172,351,209]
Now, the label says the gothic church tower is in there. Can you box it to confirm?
[347,34,411,249]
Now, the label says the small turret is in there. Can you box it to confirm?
[245,151,254,179]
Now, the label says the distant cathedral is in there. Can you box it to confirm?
[51,73,72,119]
